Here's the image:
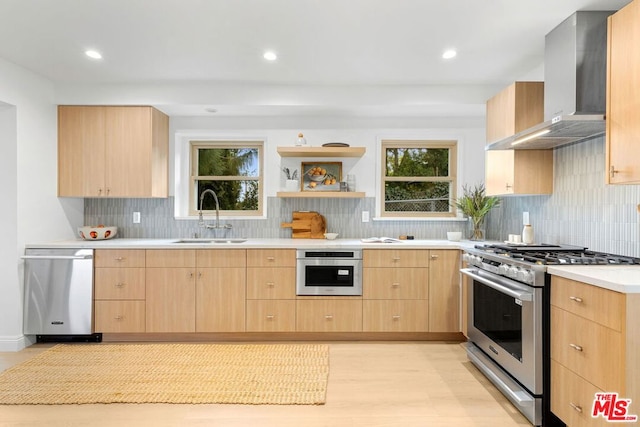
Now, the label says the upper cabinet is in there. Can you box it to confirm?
[58,106,169,198]
[485,82,553,196]
[606,0,640,184]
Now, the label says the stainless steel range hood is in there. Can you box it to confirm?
[487,11,615,151]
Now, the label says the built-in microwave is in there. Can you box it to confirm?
[296,250,362,296]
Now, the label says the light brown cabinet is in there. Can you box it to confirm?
[246,249,296,332]
[606,0,640,184]
[296,299,363,332]
[94,250,146,333]
[550,276,640,426]
[485,81,553,196]
[428,250,460,332]
[58,105,169,197]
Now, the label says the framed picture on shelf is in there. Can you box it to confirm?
[301,162,342,191]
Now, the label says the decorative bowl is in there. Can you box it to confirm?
[446,231,462,241]
[309,174,327,182]
[78,226,118,240]
[324,233,339,240]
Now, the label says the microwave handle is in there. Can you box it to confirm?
[460,268,532,301]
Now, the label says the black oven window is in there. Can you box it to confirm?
[305,266,354,287]
[473,281,523,361]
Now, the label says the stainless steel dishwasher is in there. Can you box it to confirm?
[22,248,102,342]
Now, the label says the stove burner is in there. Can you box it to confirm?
[473,244,640,265]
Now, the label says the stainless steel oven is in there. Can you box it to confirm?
[296,249,362,296]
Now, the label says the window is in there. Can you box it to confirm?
[189,141,263,216]
[380,140,457,218]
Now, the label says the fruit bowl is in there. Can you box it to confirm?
[324,233,339,240]
[78,226,118,240]
[308,174,327,182]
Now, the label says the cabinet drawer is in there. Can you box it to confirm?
[197,249,246,267]
[246,267,296,299]
[363,268,428,299]
[363,249,429,268]
[551,306,624,392]
[551,276,624,331]
[363,300,428,332]
[146,249,196,268]
[94,300,145,333]
[95,249,145,268]
[94,268,145,300]
[296,300,362,332]
[246,300,296,332]
[551,360,604,427]
[247,249,296,267]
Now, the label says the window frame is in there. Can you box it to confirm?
[188,140,264,217]
[379,139,458,218]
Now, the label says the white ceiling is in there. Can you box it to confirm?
[0,0,631,118]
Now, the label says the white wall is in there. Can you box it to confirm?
[0,58,83,351]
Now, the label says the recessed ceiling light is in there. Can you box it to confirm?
[263,51,277,61]
[85,50,102,59]
[442,49,457,59]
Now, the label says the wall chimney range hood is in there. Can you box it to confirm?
[487,11,615,151]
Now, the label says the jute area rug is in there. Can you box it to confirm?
[0,343,329,405]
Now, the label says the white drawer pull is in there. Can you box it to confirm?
[266,315,275,320]
[569,402,583,413]
[569,296,583,303]
[569,343,583,352]
[392,315,401,320]
[324,315,333,320]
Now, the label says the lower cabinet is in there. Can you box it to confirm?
[145,267,196,333]
[196,267,246,332]
[363,300,428,332]
[296,299,363,332]
[94,300,146,333]
[246,300,296,332]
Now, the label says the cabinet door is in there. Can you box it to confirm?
[58,106,106,197]
[486,150,553,196]
[146,267,196,332]
[95,300,145,333]
[296,300,362,332]
[551,360,604,427]
[363,268,428,299]
[246,300,296,332]
[428,250,460,332]
[195,268,246,332]
[363,300,428,332]
[607,0,640,184]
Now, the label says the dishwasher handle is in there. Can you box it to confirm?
[21,254,93,260]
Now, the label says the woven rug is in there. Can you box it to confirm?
[0,343,329,405]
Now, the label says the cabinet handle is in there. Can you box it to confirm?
[114,315,123,321]
[115,282,126,288]
[505,183,513,190]
[324,315,333,320]
[569,402,583,413]
[106,188,111,195]
[430,254,439,260]
[115,257,125,262]
[98,188,103,196]
[198,271,202,279]
[392,315,401,320]
[610,165,620,179]
[266,256,275,261]
[569,296,583,303]
[266,315,275,320]
[391,282,400,288]
[266,282,275,288]
[569,343,583,352]
[189,272,194,278]
[392,257,401,262]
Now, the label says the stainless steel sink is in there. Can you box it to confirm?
[172,238,247,244]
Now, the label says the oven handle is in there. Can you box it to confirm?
[460,268,532,301]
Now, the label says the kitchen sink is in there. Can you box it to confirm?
[172,238,247,244]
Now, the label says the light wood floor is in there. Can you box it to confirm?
[0,341,531,426]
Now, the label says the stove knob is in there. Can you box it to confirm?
[517,269,527,282]
[462,253,470,263]
[498,264,509,275]
[522,270,535,284]
[508,266,519,278]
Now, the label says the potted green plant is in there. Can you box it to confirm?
[453,184,500,240]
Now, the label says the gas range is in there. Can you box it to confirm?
[462,243,640,288]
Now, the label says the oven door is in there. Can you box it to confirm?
[296,258,362,296]
[461,267,542,395]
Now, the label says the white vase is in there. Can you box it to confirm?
[285,179,299,191]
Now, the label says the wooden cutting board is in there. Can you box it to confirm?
[281,211,327,239]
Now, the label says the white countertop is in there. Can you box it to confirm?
[547,265,640,294]
[25,237,479,250]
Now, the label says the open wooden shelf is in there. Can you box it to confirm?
[277,146,366,158]
[277,191,366,198]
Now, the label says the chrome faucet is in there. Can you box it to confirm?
[198,189,232,230]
